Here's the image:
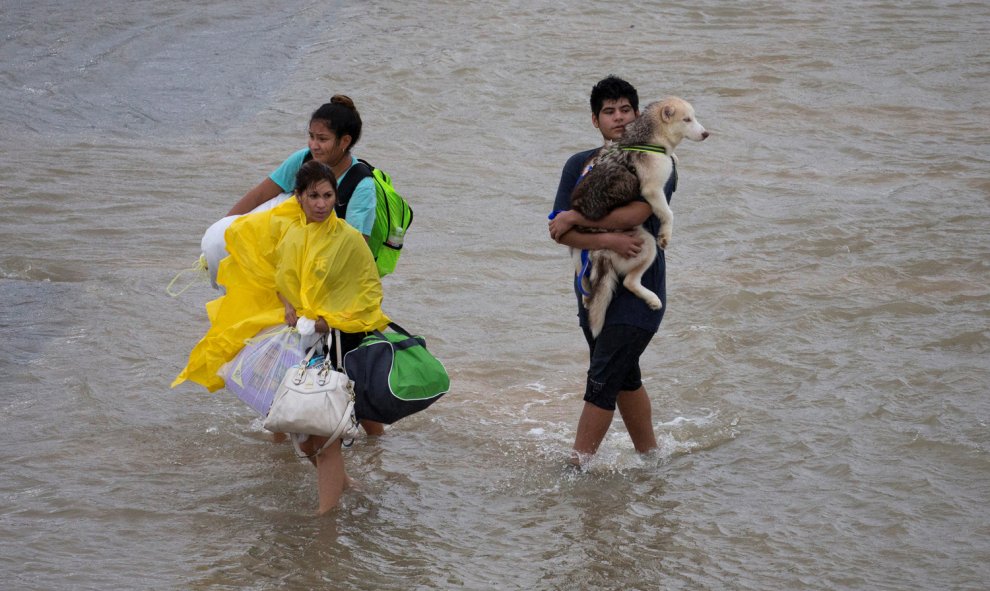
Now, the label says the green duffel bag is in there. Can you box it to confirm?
[343,322,449,424]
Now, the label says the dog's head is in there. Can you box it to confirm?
[655,97,709,147]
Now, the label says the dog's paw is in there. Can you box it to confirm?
[646,294,663,310]
[657,233,671,250]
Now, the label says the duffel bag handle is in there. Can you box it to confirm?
[386,321,412,337]
[373,322,425,351]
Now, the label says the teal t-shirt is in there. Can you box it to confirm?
[269,148,376,236]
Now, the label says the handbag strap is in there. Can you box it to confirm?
[311,330,342,370]
[292,343,322,384]
[301,343,319,365]
[290,432,353,461]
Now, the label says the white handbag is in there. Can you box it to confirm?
[263,330,358,451]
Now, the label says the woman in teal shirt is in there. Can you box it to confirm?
[226,94,377,239]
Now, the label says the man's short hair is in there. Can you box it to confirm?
[590,76,639,117]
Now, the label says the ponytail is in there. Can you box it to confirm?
[310,94,363,149]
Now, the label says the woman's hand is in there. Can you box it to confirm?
[277,292,298,327]
[284,307,298,328]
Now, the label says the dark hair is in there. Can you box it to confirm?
[310,94,362,150]
[589,76,639,117]
[294,160,338,196]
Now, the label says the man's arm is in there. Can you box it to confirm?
[550,201,651,259]
[549,201,651,240]
[554,226,646,259]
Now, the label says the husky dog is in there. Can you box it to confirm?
[570,97,708,336]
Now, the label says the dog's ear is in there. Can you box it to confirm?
[661,103,677,123]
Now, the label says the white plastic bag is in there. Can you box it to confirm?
[295,316,316,336]
[218,325,315,416]
[201,215,238,290]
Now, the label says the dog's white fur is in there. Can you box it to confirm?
[573,97,708,336]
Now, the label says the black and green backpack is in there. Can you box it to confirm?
[334,159,413,277]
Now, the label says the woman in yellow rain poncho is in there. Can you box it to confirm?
[173,160,389,513]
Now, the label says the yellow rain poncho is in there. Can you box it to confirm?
[172,198,390,392]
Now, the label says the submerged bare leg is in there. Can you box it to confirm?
[298,435,349,514]
[616,386,658,453]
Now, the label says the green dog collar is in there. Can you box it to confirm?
[620,144,667,154]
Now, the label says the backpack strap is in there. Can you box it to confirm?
[334,160,374,219]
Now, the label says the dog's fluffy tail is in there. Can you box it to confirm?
[586,255,619,338]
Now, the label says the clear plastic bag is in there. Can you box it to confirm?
[218,325,311,416]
